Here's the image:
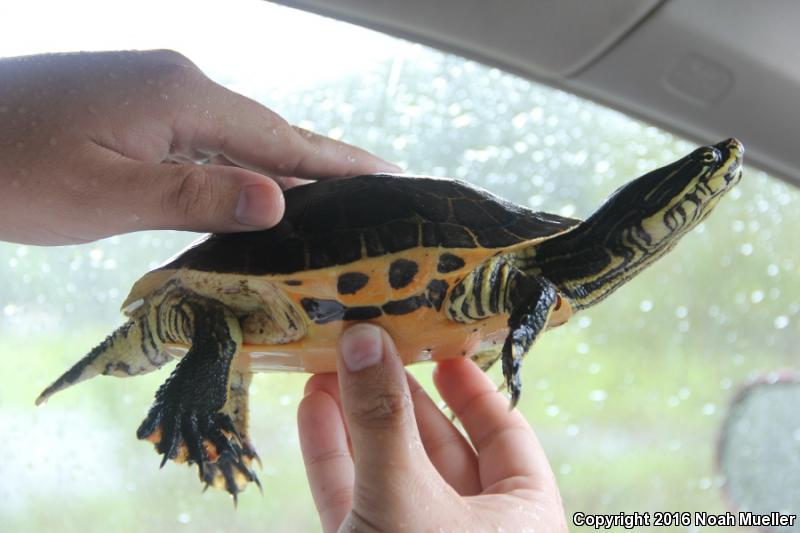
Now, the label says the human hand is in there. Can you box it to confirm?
[298,324,567,532]
[0,50,398,245]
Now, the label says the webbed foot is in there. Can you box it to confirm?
[137,406,260,501]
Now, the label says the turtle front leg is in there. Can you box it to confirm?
[135,293,258,500]
[446,257,558,407]
[501,276,558,408]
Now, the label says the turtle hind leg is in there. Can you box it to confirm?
[501,276,558,408]
[36,317,169,405]
[200,370,261,498]
[135,294,258,500]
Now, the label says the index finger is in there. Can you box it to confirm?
[433,358,559,496]
[178,80,400,178]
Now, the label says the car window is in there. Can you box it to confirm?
[2,1,798,531]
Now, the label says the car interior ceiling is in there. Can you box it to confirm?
[273,0,800,188]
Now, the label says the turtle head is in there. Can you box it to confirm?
[686,137,744,212]
[579,137,743,248]
[535,139,743,309]
[636,137,743,244]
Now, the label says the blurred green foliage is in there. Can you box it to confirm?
[2,20,799,533]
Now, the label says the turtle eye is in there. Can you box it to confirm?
[702,149,721,164]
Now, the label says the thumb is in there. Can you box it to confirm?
[337,324,428,507]
[119,160,286,233]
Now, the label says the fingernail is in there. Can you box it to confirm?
[340,324,383,372]
[235,184,282,227]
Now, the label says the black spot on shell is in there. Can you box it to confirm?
[301,298,381,324]
[389,259,418,289]
[343,307,382,321]
[437,253,465,273]
[383,296,426,315]
[426,279,449,311]
[284,279,303,286]
[301,298,345,324]
[337,272,369,295]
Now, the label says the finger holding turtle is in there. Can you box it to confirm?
[0,49,399,245]
[298,324,568,532]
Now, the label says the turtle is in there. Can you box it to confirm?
[36,138,744,499]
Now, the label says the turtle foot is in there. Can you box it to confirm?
[137,406,260,501]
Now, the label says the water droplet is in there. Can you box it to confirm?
[702,403,716,415]
[545,405,559,417]
[639,300,653,312]
[559,204,576,217]
[594,160,610,173]
[667,396,680,407]
[750,290,764,303]
[774,315,789,329]
[346,155,357,163]
[177,512,191,524]
[589,390,607,402]
[740,243,753,256]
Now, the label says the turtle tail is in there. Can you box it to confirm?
[36,318,169,405]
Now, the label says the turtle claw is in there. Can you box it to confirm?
[137,407,260,499]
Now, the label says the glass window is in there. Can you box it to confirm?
[2,1,797,531]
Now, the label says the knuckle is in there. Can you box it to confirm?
[350,386,412,430]
[315,485,353,516]
[141,50,203,91]
[163,166,214,223]
[146,49,194,66]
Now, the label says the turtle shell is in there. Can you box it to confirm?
[140,174,578,278]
